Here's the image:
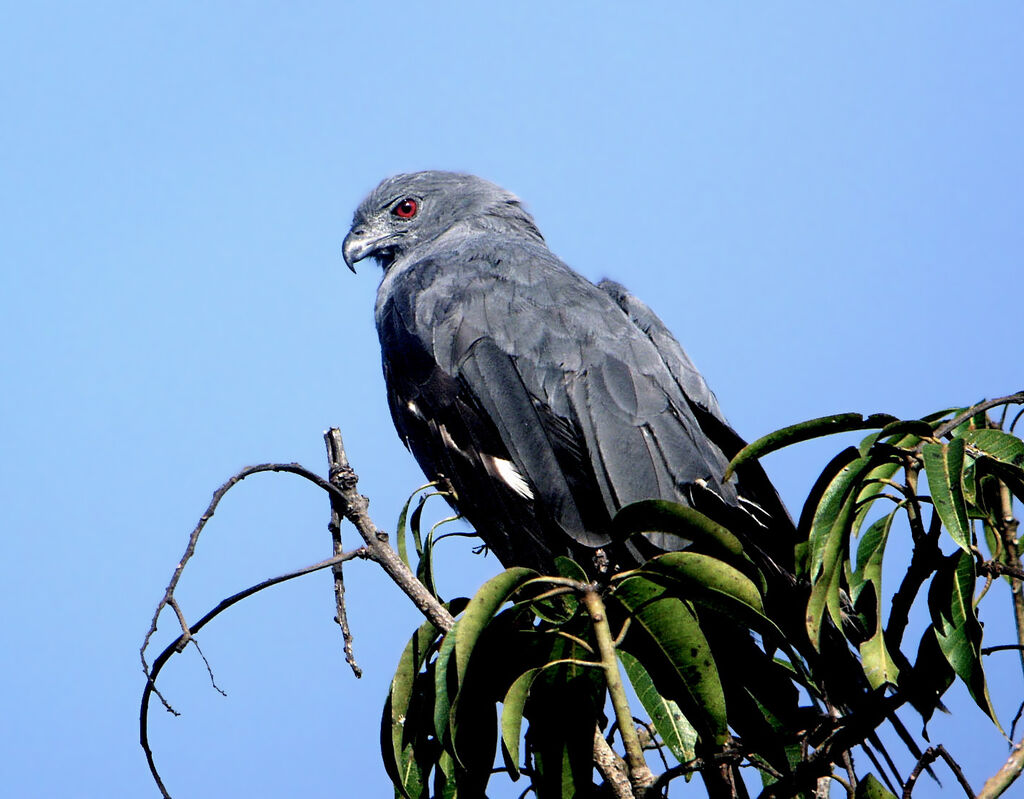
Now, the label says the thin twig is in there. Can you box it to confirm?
[188,638,227,697]
[1010,700,1024,743]
[324,430,454,632]
[902,745,975,798]
[141,461,353,680]
[649,747,748,796]
[932,393,1024,440]
[140,547,368,798]
[324,433,361,678]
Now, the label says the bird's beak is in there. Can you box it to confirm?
[342,228,377,273]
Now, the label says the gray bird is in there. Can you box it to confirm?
[344,171,792,575]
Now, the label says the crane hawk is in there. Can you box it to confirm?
[344,171,792,575]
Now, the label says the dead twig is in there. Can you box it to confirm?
[140,546,368,798]
[902,745,974,798]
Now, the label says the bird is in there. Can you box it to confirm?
[343,172,919,792]
[342,170,794,577]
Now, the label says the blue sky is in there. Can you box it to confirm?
[2,4,1022,797]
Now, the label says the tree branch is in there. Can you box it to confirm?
[978,743,1024,799]
[932,393,1024,440]
[974,478,1024,799]
[582,589,655,795]
[902,745,974,798]
[324,429,454,631]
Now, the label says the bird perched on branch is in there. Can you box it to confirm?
[343,171,793,576]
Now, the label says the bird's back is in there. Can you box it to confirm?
[375,229,789,574]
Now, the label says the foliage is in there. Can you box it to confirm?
[381,397,1024,798]
[139,396,1024,799]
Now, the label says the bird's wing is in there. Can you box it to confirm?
[598,278,797,563]
[377,236,746,565]
[597,279,727,424]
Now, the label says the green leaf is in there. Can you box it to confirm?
[639,552,778,639]
[909,628,955,725]
[805,452,873,649]
[499,667,541,779]
[410,494,436,596]
[963,428,1024,505]
[382,598,468,799]
[454,567,536,685]
[851,428,921,537]
[612,500,745,559]
[850,511,901,689]
[381,690,430,799]
[448,686,497,790]
[961,429,1024,467]
[433,751,456,799]
[530,557,586,623]
[383,601,467,799]
[857,419,932,458]
[922,438,971,552]
[433,626,458,746]
[524,637,605,799]
[613,575,729,744]
[553,556,589,582]
[855,772,898,799]
[725,412,897,479]
[618,649,697,764]
[928,551,1000,725]
[395,483,435,570]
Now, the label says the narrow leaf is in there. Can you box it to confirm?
[618,649,697,764]
[928,551,1000,725]
[851,511,901,689]
[499,668,541,779]
[855,773,898,799]
[805,454,873,649]
[433,627,458,746]
[961,428,1024,467]
[922,439,971,552]
[612,500,744,558]
[639,552,778,638]
[454,567,536,684]
[613,575,729,743]
[725,412,897,479]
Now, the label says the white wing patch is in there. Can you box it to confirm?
[406,400,424,420]
[484,455,534,500]
[439,424,466,455]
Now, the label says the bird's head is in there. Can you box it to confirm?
[343,171,543,272]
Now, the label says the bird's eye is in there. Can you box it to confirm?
[392,198,418,219]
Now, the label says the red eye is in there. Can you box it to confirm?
[393,198,418,219]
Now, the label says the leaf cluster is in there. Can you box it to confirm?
[382,396,1024,798]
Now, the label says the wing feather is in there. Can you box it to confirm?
[377,234,784,571]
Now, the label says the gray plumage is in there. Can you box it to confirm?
[344,171,791,574]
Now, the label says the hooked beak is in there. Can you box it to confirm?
[342,228,377,273]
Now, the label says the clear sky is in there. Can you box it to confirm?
[2,3,1022,797]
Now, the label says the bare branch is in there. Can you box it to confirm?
[978,742,1024,799]
[593,729,634,799]
[902,745,975,798]
[324,434,361,678]
[141,461,355,679]
[324,429,454,632]
[140,547,368,798]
